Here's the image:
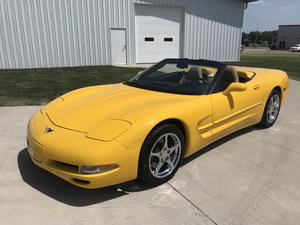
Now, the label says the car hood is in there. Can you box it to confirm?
[43,83,193,141]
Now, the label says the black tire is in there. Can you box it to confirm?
[258,89,281,128]
[138,123,185,186]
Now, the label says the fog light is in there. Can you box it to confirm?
[80,164,118,174]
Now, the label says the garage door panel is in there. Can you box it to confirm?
[136,25,180,35]
[135,5,182,23]
[135,5,182,63]
[136,18,181,26]
[136,34,179,42]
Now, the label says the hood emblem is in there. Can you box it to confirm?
[44,127,53,133]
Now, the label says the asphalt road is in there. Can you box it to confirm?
[1,80,300,225]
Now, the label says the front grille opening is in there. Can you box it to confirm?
[72,178,90,185]
[48,160,79,173]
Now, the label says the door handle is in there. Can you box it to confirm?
[253,84,260,90]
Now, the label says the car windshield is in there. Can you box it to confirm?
[125,59,223,95]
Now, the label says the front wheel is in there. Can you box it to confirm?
[138,124,185,186]
[258,89,281,128]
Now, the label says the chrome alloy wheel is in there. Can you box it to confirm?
[267,94,280,123]
[148,133,182,179]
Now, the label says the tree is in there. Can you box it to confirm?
[242,30,278,47]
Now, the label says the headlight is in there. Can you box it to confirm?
[80,164,118,174]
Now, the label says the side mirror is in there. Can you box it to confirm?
[223,82,247,95]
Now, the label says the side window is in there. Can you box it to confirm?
[145,37,154,42]
[164,38,173,42]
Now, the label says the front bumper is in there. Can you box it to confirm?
[27,110,139,189]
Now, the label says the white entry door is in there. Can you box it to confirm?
[111,29,127,64]
[135,5,182,63]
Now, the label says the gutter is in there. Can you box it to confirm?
[244,0,259,9]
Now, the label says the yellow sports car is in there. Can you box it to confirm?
[27,59,288,189]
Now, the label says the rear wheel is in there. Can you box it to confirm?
[138,124,185,186]
[258,89,281,128]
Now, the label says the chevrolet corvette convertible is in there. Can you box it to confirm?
[27,58,288,189]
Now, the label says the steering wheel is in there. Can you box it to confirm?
[198,77,209,84]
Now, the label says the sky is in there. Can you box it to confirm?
[243,0,300,32]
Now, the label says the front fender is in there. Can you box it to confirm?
[115,95,213,158]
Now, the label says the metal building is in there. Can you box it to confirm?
[0,0,256,69]
[277,25,300,50]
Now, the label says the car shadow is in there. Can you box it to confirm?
[17,149,151,207]
[180,126,258,167]
[18,126,259,207]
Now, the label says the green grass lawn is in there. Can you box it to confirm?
[232,55,300,80]
[0,54,299,106]
[0,66,142,106]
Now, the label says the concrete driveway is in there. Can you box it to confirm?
[1,80,300,225]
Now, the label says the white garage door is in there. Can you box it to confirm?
[135,5,182,63]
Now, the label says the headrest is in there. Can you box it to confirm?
[186,67,203,80]
[222,66,239,83]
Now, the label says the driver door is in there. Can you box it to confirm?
[209,79,263,140]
